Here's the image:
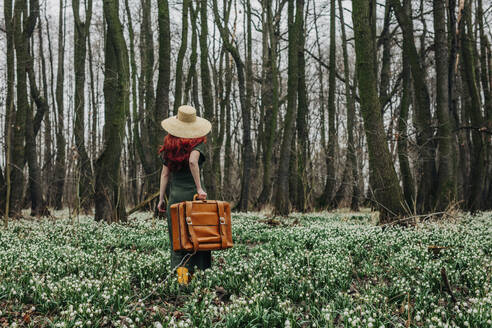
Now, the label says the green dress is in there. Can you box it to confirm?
[161,142,211,272]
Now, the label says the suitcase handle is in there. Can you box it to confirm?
[193,193,207,201]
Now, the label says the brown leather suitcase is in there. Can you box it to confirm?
[170,195,233,252]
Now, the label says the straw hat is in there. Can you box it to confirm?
[161,105,212,138]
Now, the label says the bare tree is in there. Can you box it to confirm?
[94,0,130,222]
[353,0,405,222]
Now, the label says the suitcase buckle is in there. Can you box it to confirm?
[186,217,192,225]
[219,217,226,224]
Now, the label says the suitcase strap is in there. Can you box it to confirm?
[185,201,199,252]
[217,201,227,249]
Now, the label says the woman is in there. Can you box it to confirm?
[157,105,212,275]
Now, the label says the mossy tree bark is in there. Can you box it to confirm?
[397,0,415,209]
[433,0,456,210]
[10,0,27,216]
[257,0,280,207]
[392,0,437,213]
[274,0,301,215]
[135,0,158,203]
[352,0,404,223]
[378,0,392,107]
[156,0,170,121]
[0,166,4,217]
[2,0,14,216]
[53,0,66,210]
[73,0,93,213]
[477,0,492,203]
[11,0,39,216]
[295,0,307,211]
[26,16,50,216]
[460,1,485,211]
[447,0,463,203]
[240,0,254,210]
[95,0,129,222]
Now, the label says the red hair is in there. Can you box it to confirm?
[159,134,207,171]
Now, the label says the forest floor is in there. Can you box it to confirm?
[0,210,491,328]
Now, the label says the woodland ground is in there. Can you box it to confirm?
[0,210,491,328]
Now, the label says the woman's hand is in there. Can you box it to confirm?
[196,188,207,200]
[157,199,166,213]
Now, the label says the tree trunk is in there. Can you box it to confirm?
[124,0,138,206]
[353,0,404,223]
[136,0,158,203]
[477,0,492,204]
[379,0,392,108]
[213,0,233,200]
[10,0,30,216]
[222,56,233,196]
[212,0,252,211]
[73,0,93,213]
[392,0,437,213]
[337,0,359,210]
[3,0,14,216]
[95,0,129,222]
[433,0,456,210]
[173,0,190,114]
[38,14,53,207]
[289,133,298,208]
[295,0,307,211]
[274,0,301,215]
[11,0,41,215]
[53,0,66,210]
[257,0,280,207]
[447,0,463,204]
[0,167,4,217]
[239,0,254,211]
[460,1,485,211]
[26,24,50,216]
[184,3,200,111]
[150,0,170,203]
[488,37,492,205]
[318,0,336,208]
[200,0,218,200]
[397,0,415,209]
[156,0,170,121]
[87,31,98,162]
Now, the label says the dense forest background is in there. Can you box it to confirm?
[0,0,491,222]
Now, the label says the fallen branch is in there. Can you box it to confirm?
[127,191,160,216]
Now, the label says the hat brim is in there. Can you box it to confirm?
[161,116,212,138]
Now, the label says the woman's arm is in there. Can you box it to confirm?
[189,150,207,199]
[158,165,170,211]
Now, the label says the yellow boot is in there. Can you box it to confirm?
[177,267,189,285]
